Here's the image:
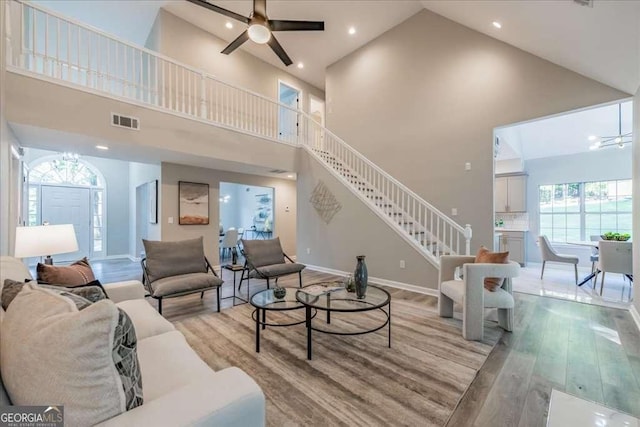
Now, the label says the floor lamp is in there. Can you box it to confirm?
[14,224,79,265]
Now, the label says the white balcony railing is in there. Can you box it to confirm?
[4,0,471,262]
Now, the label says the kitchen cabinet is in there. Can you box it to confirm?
[498,231,526,266]
[495,174,527,213]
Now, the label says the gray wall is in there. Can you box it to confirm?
[161,162,297,264]
[24,148,130,257]
[129,161,161,258]
[148,9,324,113]
[323,8,629,277]
[633,88,639,314]
[525,149,632,265]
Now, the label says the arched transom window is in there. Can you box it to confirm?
[29,159,104,187]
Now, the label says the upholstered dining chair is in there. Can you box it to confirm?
[141,237,223,315]
[220,229,238,260]
[594,240,633,296]
[438,255,520,341]
[538,235,579,284]
[589,235,601,275]
[239,237,305,290]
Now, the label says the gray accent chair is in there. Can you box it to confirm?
[239,237,305,290]
[141,237,223,315]
[438,255,520,341]
[538,235,579,284]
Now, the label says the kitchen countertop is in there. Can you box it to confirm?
[495,228,529,232]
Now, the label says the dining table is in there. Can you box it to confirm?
[566,240,599,286]
[567,239,633,287]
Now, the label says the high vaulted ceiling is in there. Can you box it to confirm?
[35,0,640,92]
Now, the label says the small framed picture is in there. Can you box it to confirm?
[179,181,209,225]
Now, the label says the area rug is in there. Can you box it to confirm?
[174,293,502,426]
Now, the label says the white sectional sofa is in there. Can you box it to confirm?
[0,256,265,426]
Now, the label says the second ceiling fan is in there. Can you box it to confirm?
[187,0,325,66]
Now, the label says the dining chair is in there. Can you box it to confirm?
[589,235,600,277]
[220,229,239,260]
[593,240,632,296]
[538,235,579,284]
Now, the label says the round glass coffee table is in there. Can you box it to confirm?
[250,288,316,353]
[296,284,391,360]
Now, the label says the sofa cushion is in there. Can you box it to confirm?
[440,279,514,309]
[143,238,207,282]
[2,279,107,311]
[251,262,305,278]
[116,299,175,340]
[36,257,96,286]
[475,246,510,291]
[242,238,285,268]
[150,272,222,298]
[136,330,216,402]
[1,284,140,426]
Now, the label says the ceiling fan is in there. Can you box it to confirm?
[186,0,325,66]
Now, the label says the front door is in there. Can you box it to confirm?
[41,185,91,262]
[278,82,300,143]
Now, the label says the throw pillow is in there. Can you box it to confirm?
[2,279,107,311]
[1,284,143,425]
[143,237,207,282]
[36,257,96,287]
[475,246,510,292]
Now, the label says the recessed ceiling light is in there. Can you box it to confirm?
[348,27,356,35]
[95,145,109,150]
[287,174,294,178]
[492,21,502,29]
[588,135,597,141]
[297,62,304,69]
[225,22,233,29]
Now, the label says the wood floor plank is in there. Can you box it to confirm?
[472,350,536,427]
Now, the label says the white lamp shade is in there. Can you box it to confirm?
[14,224,79,258]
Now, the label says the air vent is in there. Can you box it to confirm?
[573,0,594,7]
[111,113,140,130]
[269,169,288,174]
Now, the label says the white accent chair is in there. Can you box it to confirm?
[593,240,633,296]
[538,235,579,284]
[438,255,520,341]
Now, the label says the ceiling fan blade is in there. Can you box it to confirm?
[221,30,250,55]
[267,35,293,66]
[269,20,324,32]
[186,0,250,24]
[253,0,267,17]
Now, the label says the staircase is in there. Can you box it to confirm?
[4,0,472,267]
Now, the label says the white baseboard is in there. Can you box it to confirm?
[630,305,640,332]
[89,254,132,261]
[304,264,439,297]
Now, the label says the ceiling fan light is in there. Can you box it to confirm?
[614,136,622,143]
[248,23,271,44]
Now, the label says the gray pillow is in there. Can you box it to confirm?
[241,237,285,268]
[2,279,107,311]
[143,237,207,282]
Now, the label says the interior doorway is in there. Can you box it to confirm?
[278,81,301,142]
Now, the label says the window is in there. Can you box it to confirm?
[539,179,632,243]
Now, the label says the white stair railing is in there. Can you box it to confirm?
[5,0,472,264]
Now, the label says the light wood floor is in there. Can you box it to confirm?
[92,258,640,426]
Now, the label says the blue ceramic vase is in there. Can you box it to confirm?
[354,255,368,299]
